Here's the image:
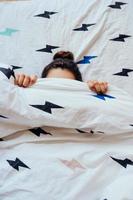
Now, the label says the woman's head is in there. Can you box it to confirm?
[41,51,82,81]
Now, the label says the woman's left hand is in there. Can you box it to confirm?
[87,80,108,94]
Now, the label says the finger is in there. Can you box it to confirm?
[105,82,108,87]
[94,83,102,93]
[100,83,107,93]
[93,80,99,83]
[101,82,109,93]
[104,82,108,93]
[87,80,98,89]
[29,75,38,86]
[91,80,99,86]
[14,74,20,85]
[18,74,25,86]
[87,81,94,89]
[91,87,98,92]
[23,76,31,87]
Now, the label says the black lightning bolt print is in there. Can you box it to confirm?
[7,158,30,171]
[35,11,57,19]
[108,2,127,9]
[90,130,94,134]
[11,65,22,70]
[36,44,59,53]
[76,129,94,134]
[0,67,15,79]
[97,131,104,134]
[73,24,95,31]
[110,34,131,42]
[113,68,133,76]
[30,101,64,114]
[76,129,88,133]
[0,138,4,141]
[0,115,7,119]
[111,156,133,168]
[29,127,52,137]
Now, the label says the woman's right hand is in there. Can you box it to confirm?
[14,73,38,87]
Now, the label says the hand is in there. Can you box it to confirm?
[87,80,108,94]
[14,73,38,87]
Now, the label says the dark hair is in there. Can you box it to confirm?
[41,51,82,81]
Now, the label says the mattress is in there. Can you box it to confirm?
[0,0,133,199]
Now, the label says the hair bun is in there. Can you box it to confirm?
[53,51,74,61]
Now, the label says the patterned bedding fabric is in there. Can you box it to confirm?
[0,0,133,200]
[0,64,133,138]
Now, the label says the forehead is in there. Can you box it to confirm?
[49,68,69,72]
[47,68,75,79]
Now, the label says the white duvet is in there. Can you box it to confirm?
[0,65,133,138]
[1,65,133,200]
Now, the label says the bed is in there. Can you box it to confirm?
[0,0,133,199]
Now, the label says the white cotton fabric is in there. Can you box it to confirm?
[0,64,133,200]
[0,66,133,138]
[0,0,133,199]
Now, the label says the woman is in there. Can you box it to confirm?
[14,51,108,94]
